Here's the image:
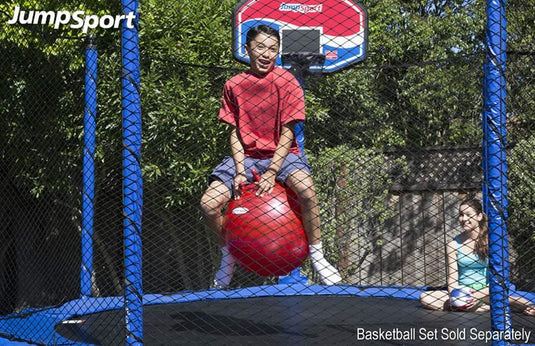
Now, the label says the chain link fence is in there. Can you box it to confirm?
[0,0,534,344]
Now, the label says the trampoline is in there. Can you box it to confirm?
[2,1,534,346]
[2,285,532,345]
[57,296,535,345]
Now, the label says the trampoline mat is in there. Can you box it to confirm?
[56,295,535,345]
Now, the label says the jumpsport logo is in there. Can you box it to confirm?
[279,3,323,14]
[7,5,135,33]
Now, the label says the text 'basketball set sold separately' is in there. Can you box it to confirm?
[355,327,532,344]
[7,5,135,33]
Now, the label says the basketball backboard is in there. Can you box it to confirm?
[233,0,368,73]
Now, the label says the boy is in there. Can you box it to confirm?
[200,25,341,288]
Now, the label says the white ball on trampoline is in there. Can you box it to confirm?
[450,287,472,310]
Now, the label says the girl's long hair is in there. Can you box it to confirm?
[460,197,489,261]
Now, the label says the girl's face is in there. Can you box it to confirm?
[245,33,279,75]
[459,204,483,232]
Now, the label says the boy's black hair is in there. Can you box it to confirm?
[246,25,280,45]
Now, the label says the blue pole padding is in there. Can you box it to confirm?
[295,121,305,153]
[81,34,97,298]
[279,75,308,285]
[294,76,306,154]
[121,1,143,344]
[484,1,511,345]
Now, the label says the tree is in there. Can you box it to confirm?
[305,0,486,151]
[1,0,533,294]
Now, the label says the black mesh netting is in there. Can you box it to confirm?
[0,0,534,344]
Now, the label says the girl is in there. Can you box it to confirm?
[420,198,534,315]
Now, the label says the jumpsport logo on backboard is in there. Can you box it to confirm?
[279,3,323,14]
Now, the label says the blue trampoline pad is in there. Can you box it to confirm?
[55,295,535,345]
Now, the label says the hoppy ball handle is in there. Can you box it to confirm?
[238,169,262,191]
[251,169,261,182]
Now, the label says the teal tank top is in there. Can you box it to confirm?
[456,235,488,290]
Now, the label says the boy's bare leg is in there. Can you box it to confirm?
[286,170,342,285]
[200,180,234,288]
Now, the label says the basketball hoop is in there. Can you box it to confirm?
[233,0,368,73]
[281,52,326,79]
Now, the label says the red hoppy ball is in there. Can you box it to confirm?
[223,182,309,276]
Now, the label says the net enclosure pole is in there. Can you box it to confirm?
[483,1,512,344]
[285,55,326,283]
[287,73,309,284]
[81,34,97,298]
[121,0,143,344]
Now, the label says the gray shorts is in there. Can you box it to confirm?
[208,153,311,194]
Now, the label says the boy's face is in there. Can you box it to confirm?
[245,33,279,75]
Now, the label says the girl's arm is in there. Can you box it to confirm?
[471,286,490,301]
[446,240,459,294]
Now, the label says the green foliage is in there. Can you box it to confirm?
[507,0,535,143]
[0,0,121,199]
[1,0,534,288]
[305,0,486,151]
[139,0,238,207]
[309,145,408,277]
[1,0,518,204]
[508,137,535,280]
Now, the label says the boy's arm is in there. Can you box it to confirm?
[230,127,247,198]
[256,122,295,197]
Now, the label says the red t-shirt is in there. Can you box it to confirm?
[218,67,305,159]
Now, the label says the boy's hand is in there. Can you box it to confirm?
[232,173,247,199]
[256,169,277,197]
